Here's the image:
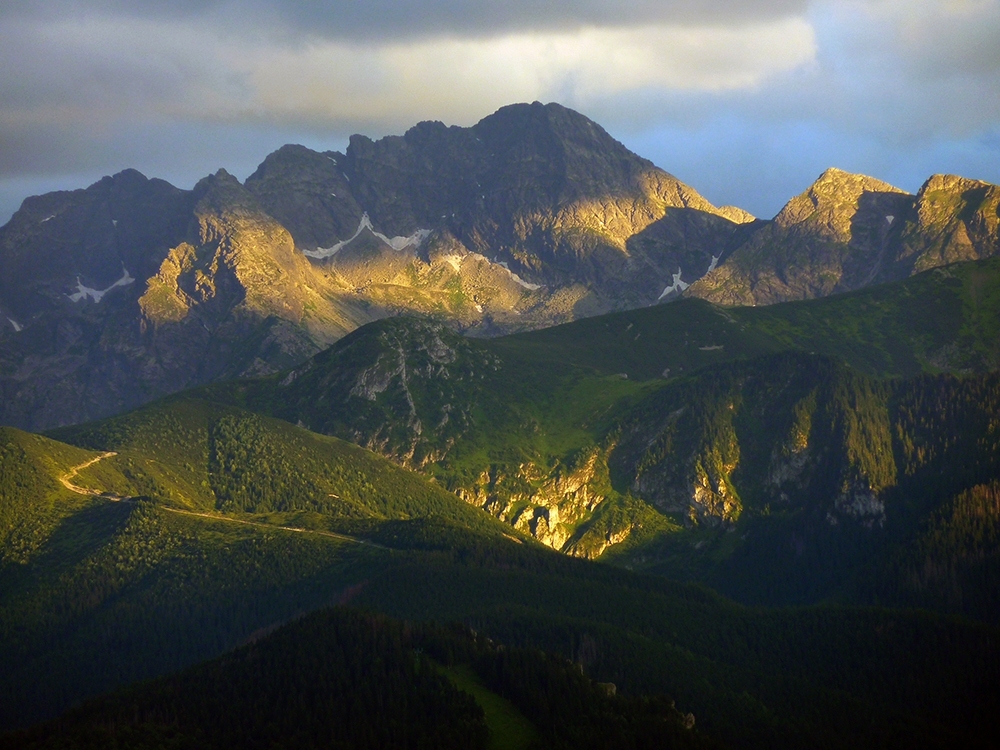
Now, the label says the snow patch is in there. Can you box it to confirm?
[658,268,689,300]
[374,226,432,252]
[112,219,118,227]
[41,215,55,223]
[707,255,720,274]
[441,254,464,272]
[511,275,541,291]
[7,318,22,332]
[885,215,894,225]
[495,261,541,290]
[67,266,135,303]
[699,345,723,351]
[303,212,430,259]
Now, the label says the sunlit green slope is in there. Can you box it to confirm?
[2,416,999,749]
[0,427,120,567]
[498,256,1000,379]
[50,396,520,539]
[1,401,525,731]
[190,260,1000,619]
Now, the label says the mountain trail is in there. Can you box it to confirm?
[58,451,119,496]
[58,450,382,547]
[159,507,386,548]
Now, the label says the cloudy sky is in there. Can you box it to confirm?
[1,0,998,223]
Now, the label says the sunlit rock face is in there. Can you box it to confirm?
[1,102,998,432]
[246,101,748,321]
[0,103,745,430]
[686,168,1000,306]
[899,174,1000,274]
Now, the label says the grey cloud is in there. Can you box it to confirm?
[2,0,809,40]
[0,116,352,223]
[1,0,998,231]
[899,8,1000,78]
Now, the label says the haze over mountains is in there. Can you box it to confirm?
[1,102,997,431]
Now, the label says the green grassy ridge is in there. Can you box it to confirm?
[2,447,998,748]
[201,316,661,553]
[49,396,522,541]
[221,316,654,477]
[0,427,120,566]
[0,401,530,730]
[497,257,1000,380]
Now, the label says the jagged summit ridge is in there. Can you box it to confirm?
[686,165,1000,306]
[772,167,907,230]
[0,102,749,429]
[1,103,999,431]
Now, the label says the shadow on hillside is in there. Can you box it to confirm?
[3,500,135,597]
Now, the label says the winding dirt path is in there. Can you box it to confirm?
[57,451,382,548]
[58,451,119,496]
[159,507,385,548]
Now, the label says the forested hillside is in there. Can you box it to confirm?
[2,408,999,749]
[2,257,1000,749]
[176,260,1000,620]
[5,608,712,750]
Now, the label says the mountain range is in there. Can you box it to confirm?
[1,102,998,430]
[2,102,1000,749]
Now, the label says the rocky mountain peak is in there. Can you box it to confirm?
[919,173,991,195]
[715,205,756,224]
[901,172,1000,274]
[193,169,252,209]
[685,168,917,306]
[472,101,659,204]
[475,101,639,157]
[773,167,908,233]
[3,103,999,432]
